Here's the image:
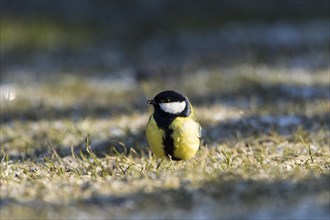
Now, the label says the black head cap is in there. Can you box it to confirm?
[147,90,191,117]
[154,90,186,103]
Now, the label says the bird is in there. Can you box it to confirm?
[145,90,201,160]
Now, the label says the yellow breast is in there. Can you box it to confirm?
[145,115,201,160]
[170,116,201,160]
[145,116,166,158]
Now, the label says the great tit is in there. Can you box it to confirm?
[146,90,201,160]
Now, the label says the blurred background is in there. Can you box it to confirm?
[1,0,329,120]
[1,0,329,79]
[1,1,329,219]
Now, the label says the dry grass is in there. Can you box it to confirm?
[1,67,329,219]
[1,7,329,219]
[0,66,330,218]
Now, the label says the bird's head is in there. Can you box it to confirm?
[147,90,191,116]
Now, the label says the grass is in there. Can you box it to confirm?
[0,18,93,52]
[1,66,329,219]
[1,141,329,219]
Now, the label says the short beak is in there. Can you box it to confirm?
[146,99,156,105]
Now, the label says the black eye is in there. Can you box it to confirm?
[160,98,170,103]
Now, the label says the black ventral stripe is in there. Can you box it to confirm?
[153,112,181,161]
[162,128,180,161]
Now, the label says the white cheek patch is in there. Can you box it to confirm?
[159,101,186,114]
